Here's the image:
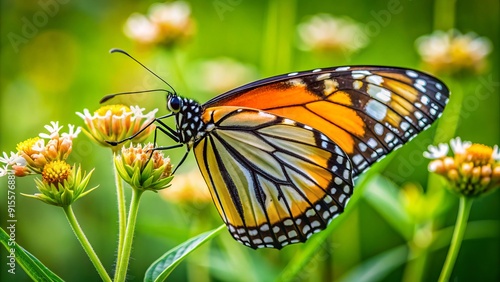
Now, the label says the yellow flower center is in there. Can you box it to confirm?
[465,144,493,166]
[95,104,131,116]
[42,160,71,186]
[16,137,40,155]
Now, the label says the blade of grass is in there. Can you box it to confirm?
[0,227,64,282]
[144,224,225,282]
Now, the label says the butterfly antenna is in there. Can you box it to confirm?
[100,89,172,104]
[110,48,177,95]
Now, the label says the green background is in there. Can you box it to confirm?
[1,0,499,281]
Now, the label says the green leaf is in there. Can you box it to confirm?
[0,227,64,281]
[363,175,413,240]
[144,224,225,282]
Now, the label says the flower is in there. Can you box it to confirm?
[23,164,97,207]
[42,160,72,186]
[160,169,211,203]
[1,122,80,176]
[192,57,258,93]
[124,1,195,47]
[124,13,160,45]
[114,143,173,191]
[76,105,157,151]
[297,14,368,54]
[416,30,492,75]
[424,137,500,197]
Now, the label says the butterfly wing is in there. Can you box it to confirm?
[203,66,450,176]
[193,107,353,249]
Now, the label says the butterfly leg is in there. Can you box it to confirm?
[105,113,177,146]
[148,145,189,175]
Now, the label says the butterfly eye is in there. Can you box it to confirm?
[167,96,183,113]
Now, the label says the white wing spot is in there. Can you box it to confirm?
[406,70,418,78]
[284,219,293,226]
[334,177,343,185]
[306,209,315,217]
[353,80,363,89]
[421,95,431,105]
[367,85,392,102]
[336,66,350,71]
[359,143,368,152]
[288,72,299,76]
[374,123,384,135]
[366,75,384,85]
[415,83,426,93]
[352,154,363,165]
[343,185,350,193]
[367,138,378,149]
[312,68,322,72]
[400,121,410,131]
[366,100,388,121]
[316,73,331,81]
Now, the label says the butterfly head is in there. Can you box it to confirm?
[166,93,205,146]
[166,93,183,113]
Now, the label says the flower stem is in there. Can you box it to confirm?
[434,0,456,31]
[114,189,144,282]
[438,196,473,282]
[261,0,296,76]
[63,206,112,282]
[113,152,127,277]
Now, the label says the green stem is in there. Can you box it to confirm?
[438,196,473,282]
[261,0,296,76]
[113,152,127,277]
[170,48,190,95]
[433,0,456,31]
[63,206,112,282]
[114,189,144,282]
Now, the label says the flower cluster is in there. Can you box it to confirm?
[77,105,158,151]
[1,122,80,176]
[297,14,368,54]
[416,30,492,75]
[115,143,173,191]
[1,122,97,206]
[424,137,500,197]
[124,1,195,47]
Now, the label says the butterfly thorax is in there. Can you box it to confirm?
[171,97,205,148]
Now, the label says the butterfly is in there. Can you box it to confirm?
[103,50,449,249]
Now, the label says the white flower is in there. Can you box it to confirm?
[124,13,160,45]
[450,137,471,155]
[123,1,194,47]
[61,124,82,140]
[39,121,63,139]
[297,14,368,53]
[150,1,192,29]
[0,152,19,165]
[416,30,492,74]
[492,145,500,161]
[0,165,8,177]
[423,143,449,159]
[32,139,46,152]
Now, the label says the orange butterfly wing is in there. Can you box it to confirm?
[203,66,450,176]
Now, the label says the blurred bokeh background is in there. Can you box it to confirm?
[1,0,498,281]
